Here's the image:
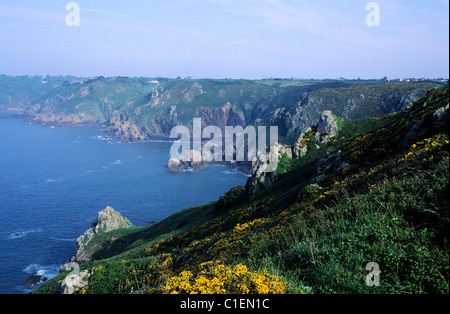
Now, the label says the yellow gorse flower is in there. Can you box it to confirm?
[234,218,270,233]
[398,134,448,162]
[163,261,288,294]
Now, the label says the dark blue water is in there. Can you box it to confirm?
[0,114,248,294]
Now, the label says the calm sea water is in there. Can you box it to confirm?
[0,114,248,294]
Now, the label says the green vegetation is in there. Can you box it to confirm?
[1,75,444,143]
[276,153,291,175]
[0,75,72,109]
[248,160,448,294]
[33,84,449,295]
[214,186,247,213]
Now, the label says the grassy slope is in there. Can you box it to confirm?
[0,75,74,108]
[30,77,158,119]
[34,84,449,294]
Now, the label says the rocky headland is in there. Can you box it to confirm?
[62,206,133,266]
[54,206,134,294]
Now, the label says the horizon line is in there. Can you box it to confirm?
[1,73,449,81]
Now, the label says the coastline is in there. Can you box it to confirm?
[2,108,253,175]
[1,114,250,293]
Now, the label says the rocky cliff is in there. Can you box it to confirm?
[246,110,342,194]
[2,76,442,145]
[23,103,101,127]
[61,206,133,268]
[54,206,133,294]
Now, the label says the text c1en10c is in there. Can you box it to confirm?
[224,298,270,310]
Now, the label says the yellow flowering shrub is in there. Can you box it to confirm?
[234,218,270,233]
[163,261,287,294]
[156,253,173,271]
[398,134,448,162]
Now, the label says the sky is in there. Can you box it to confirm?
[0,0,448,79]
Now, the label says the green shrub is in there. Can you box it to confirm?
[214,185,247,212]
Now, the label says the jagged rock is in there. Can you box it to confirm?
[249,110,343,194]
[196,103,246,130]
[433,103,449,128]
[293,110,341,158]
[166,150,210,173]
[246,142,292,194]
[315,110,339,144]
[24,275,47,287]
[270,101,318,136]
[166,157,184,173]
[256,143,291,175]
[343,99,358,119]
[91,206,133,233]
[398,94,418,110]
[293,128,311,158]
[246,172,277,194]
[105,119,148,143]
[63,206,133,265]
[54,270,91,294]
[316,150,349,175]
[272,142,292,160]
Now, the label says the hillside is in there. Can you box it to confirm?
[33,84,449,294]
[0,75,76,110]
[0,75,443,144]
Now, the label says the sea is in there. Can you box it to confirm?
[0,113,248,294]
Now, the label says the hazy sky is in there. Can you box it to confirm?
[0,0,448,79]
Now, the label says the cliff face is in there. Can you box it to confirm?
[23,103,101,126]
[246,110,342,194]
[103,116,151,142]
[103,102,247,143]
[2,76,441,145]
[196,102,246,130]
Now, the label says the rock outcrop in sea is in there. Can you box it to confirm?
[55,206,133,294]
[61,206,133,267]
[166,150,210,173]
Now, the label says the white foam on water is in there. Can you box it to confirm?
[103,159,123,170]
[45,177,65,183]
[49,237,77,242]
[110,160,122,166]
[21,263,61,292]
[8,228,43,240]
[23,263,60,278]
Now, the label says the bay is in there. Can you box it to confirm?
[0,114,248,294]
